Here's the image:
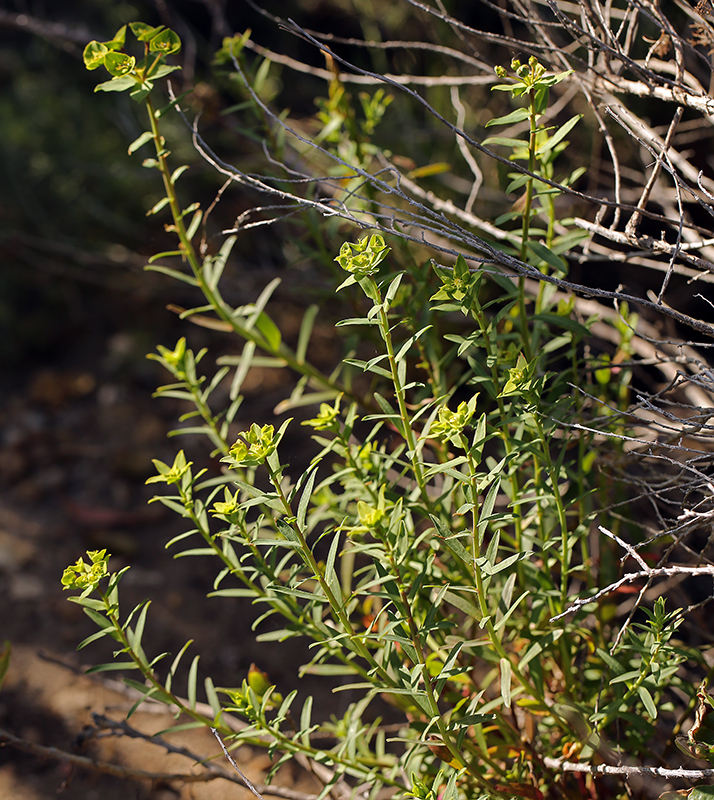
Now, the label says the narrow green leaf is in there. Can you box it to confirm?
[276,689,298,721]
[144,264,199,286]
[453,713,497,726]
[610,669,642,685]
[187,655,200,710]
[255,311,281,352]
[131,601,150,651]
[270,585,324,601]
[394,325,432,363]
[596,647,627,676]
[384,272,404,305]
[493,590,529,632]
[155,91,194,121]
[174,548,215,557]
[301,664,360,675]
[148,250,183,263]
[165,639,193,694]
[638,685,657,719]
[94,76,136,93]
[253,56,272,95]
[126,685,161,718]
[122,677,174,707]
[208,588,257,598]
[247,277,281,324]
[423,456,468,479]
[443,590,479,618]
[128,131,154,155]
[204,235,236,291]
[691,787,714,799]
[300,695,313,745]
[485,107,530,127]
[500,658,512,708]
[297,465,318,532]
[526,240,567,273]
[481,136,525,148]
[335,317,378,327]
[483,531,500,571]
[150,64,182,82]
[551,229,589,254]
[229,341,255,400]
[324,530,342,606]
[470,413,487,463]
[186,210,203,240]
[477,477,501,547]
[537,114,582,154]
[442,773,459,800]
[483,551,527,577]
[297,305,319,364]
[431,516,473,566]
[82,607,114,629]
[373,393,396,415]
[85,662,140,673]
[505,174,530,195]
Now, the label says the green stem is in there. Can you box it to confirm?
[516,90,539,364]
[461,448,571,735]
[532,414,570,611]
[100,590,218,729]
[264,459,396,687]
[143,95,366,409]
[181,481,373,682]
[471,304,524,576]
[102,587,390,780]
[367,276,432,511]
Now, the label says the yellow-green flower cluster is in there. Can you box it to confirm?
[302,396,342,431]
[146,450,193,485]
[211,489,242,524]
[151,338,187,380]
[61,550,109,592]
[334,234,390,278]
[228,424,276,467]
[430,400,476,444]
[430,254,478,305]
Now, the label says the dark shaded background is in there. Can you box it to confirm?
[0,2,378,795]
[2,1,711,797]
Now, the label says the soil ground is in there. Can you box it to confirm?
[0,262,336,798]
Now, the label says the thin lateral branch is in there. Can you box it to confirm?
[0,725,218,785]
[449,85,482,212]
[593,71,714,121]
[178,73,714,342]
[279,17,653,213]
[211,727,268,800]
[242,0,490,68]
[552,565,714,621]
[543,756,714,778]
[243,39,494,86]
[625,105,683,239]
[574,219,714,285]
[0,722,320,800]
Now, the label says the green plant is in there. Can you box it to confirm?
[62,20,709,800]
